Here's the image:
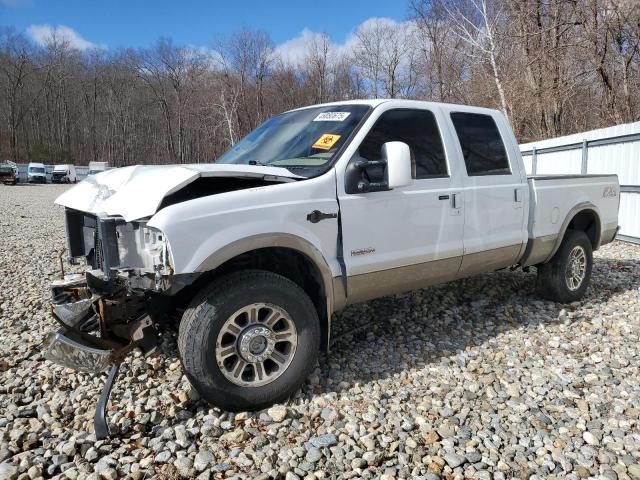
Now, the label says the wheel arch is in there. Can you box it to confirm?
[546,203,602,262]
[192,233,337,351]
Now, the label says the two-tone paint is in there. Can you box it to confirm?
[55,99,621,337]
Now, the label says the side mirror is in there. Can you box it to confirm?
[383,141,412,189]
[351,141,413,193]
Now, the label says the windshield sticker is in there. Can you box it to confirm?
[312,134,341,150]
[313,112,351,122]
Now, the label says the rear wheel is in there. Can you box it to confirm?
[536,230,593,302]
[178,270,320,411]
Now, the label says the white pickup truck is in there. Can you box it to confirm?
[44,100,619,437]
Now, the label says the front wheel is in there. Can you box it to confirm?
[536,230,593,302]
[178,270,320,411]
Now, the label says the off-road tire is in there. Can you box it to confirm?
[178,270,320,411]
[536,230,593,302]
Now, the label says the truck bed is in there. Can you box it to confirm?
[523,174,619,265]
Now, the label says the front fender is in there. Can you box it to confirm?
[196,232,338,310]
[146,170,341,287]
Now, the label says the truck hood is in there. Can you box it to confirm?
[55,164,302,222]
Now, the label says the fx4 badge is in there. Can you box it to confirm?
[351,247,375,257]
[602,185,617,198]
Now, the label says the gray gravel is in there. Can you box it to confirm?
[0,184,639,480]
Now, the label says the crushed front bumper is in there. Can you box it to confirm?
[43,330,113,372]
[43,273,156,373]
[44,274,116,373]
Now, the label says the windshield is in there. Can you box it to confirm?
[29,167,45,174]
[216,105,370,175]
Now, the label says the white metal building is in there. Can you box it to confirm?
[520,121,640,243]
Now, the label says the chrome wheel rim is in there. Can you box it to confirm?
[215,303,297,387]
[565,246,587,291]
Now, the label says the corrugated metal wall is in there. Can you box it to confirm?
[520,121,640,243]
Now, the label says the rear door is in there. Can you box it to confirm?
[338,106,465,303]
[446,111,527,275]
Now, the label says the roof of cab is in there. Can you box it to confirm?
[288,99,502,117]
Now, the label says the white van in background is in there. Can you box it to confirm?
[88,161,109,176]
[27,162,47,183]
[52,164,77,183]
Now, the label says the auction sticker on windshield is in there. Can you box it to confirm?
[312,134,341,150]
[313,112,351,122]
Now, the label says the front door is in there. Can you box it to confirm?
[338,107,465,304]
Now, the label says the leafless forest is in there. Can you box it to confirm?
[1,0,638,166]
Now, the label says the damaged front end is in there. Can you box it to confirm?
[43,208,188,438]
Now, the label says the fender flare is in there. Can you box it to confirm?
[544,202,602,263]
[194,232,337,339]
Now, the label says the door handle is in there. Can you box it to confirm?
[514,188,523,203]
[306,210,338,223]
[438,195,450,200]
[451,193,461,209]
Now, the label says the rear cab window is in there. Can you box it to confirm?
[450,112,510,176]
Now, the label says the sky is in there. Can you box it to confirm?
[0,0,410,60]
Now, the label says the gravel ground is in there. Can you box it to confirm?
[0,183,639,480]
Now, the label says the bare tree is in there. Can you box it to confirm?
[352,18,420,98]
[0,28,50,161]
[581,0,640,124]
[217,28,275,129]
[302,33,332,103]
[442,0,511,118]
[211,73,241,147]
[411,0,468,102]
[0,12,638,164]
[132,38,207,163]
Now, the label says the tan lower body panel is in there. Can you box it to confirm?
[600,226,618,246]
[343,244,524,306]
[345,256,462,305]
[457,244,523,277]
[520,234,557,267]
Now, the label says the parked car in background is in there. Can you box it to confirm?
[88,161,108,176]
[52,164,77,183]
[0,161,18,185]
[27,162,46,183]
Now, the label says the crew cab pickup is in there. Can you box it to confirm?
[44,100,619,437]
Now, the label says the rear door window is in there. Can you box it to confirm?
[450,112,510,176]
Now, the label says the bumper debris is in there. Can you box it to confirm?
[43,272,160,439]
[43,331,112,373]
